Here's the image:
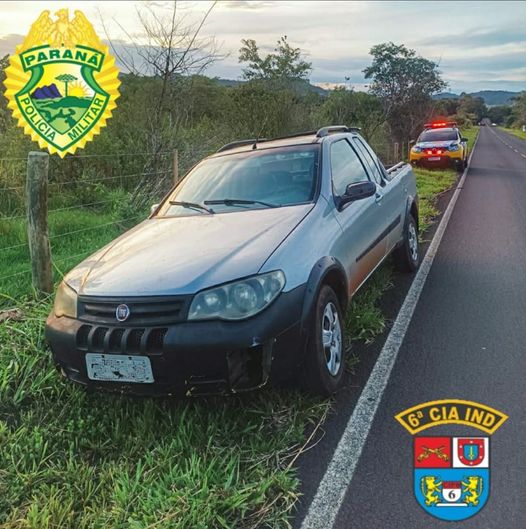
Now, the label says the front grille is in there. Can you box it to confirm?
[77,325,168,355]
[78,295,190,326]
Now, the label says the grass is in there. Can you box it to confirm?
[0,165,458,528]
[461,126,479,147]
[501,127,526,141]
[413,167,457,233]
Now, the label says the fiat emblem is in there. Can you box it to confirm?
[115,304,130,322]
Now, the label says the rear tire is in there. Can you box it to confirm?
[394,214,419,273]
[300,285,346,397]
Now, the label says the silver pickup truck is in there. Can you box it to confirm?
[46,126,419,397]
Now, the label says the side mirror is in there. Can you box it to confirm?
[339,181,376,209]
[461,137,468,142]
[409,139,416,145]
[150,203,160,215]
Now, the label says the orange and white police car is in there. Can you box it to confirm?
[410,122,468,170]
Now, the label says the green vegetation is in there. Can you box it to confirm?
[461,126,479,146]
[414,168,457,233]
[501,127,526,141]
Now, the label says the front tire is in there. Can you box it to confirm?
[300,285,346,396]
[394,214,419,273]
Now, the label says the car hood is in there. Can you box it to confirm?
[65,204,313,297]
[417,140,457,148]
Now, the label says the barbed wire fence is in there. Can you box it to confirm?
[0,137,410,299]
[0,146,212,297]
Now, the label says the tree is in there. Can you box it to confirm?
[239,36,312,83]
[363,42,447,142]
[319,88,386,141]
[509,92,526,127]
[457,94,487,122]
[487,105,512,126]
[55,73,77,97]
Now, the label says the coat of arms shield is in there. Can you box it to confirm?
[413,436,489,521]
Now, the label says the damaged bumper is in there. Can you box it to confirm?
[45,284,306,396]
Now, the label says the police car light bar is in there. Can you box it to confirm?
[424,121,457,129]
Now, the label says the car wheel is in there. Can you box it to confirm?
[300,285,346,396]
[394,214,419,273]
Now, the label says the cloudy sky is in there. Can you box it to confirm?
[1,0,525,93]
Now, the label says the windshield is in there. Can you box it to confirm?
[418,129,459,142]
[158,145,319,216]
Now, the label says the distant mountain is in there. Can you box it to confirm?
[471,90,519,106]
[214,77,328,96]
[433,90,521,106]
[433,92,459,100]
[32,83,62,100]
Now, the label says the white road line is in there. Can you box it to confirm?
[299,132,480,529]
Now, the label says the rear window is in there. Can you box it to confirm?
[418,129,459,142]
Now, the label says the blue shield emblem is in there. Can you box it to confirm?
[414,436,490,521]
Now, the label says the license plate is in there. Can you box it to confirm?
[428,156,441,161]
[85,353,154,383]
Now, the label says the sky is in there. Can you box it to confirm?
[1,0,525,94]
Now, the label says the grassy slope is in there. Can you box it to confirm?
[501,127,526,141]
[0,165,460,528]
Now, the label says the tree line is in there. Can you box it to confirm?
[0,1,524,201]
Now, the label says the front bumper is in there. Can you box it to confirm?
[46,284,306,396]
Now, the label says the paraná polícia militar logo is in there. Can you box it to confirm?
[3,9,120,157]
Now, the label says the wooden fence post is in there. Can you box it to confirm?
[26,151,52,295]
[173,149,179,186]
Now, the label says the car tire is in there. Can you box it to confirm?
[394,214,419,273]
[300,285,346,396]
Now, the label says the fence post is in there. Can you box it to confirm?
[173,149,179,185]
[393,142,399,162]
[26,151,52,295]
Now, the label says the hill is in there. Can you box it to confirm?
[433,90,521,106]
[215,77,328,95]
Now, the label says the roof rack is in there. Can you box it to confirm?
[316,125,361,137]
[216,125,362,153]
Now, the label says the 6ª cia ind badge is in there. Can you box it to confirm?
[395,399,508,522]
[4,9,120,157]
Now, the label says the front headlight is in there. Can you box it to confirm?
[448,143,460,151]
[54,281,78,318]
[188,270,286,321]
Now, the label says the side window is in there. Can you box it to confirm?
[330,139,370,196]
[353,137,384,185]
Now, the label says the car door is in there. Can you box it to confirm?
[329,138,388,295]
[352,136,405,252]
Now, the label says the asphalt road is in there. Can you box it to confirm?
[296,126,526,529]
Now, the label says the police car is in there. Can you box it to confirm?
[410,122,468,170]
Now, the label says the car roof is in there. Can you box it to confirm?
[209,133,321,158]
[209,126,361,158]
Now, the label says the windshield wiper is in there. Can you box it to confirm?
[204,198,279,208]
[169,200,214,214]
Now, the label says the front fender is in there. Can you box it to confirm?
[300,256,348,341]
